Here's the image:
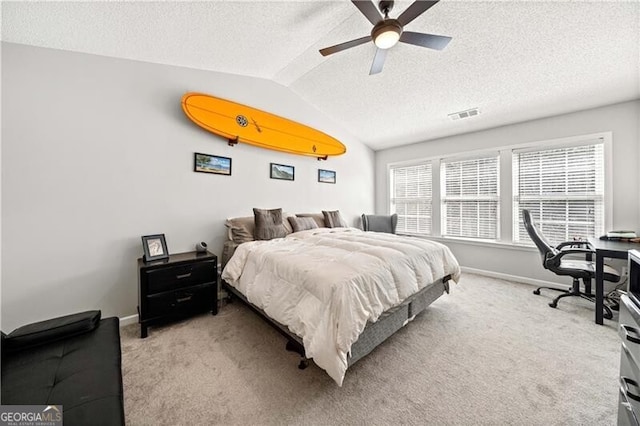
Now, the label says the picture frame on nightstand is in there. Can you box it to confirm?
[141,234,169,262]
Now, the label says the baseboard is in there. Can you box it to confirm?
[119,314,138,327]
[461,266,563,288]
[116,271,557,326]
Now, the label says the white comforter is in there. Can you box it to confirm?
[222,228,461,385]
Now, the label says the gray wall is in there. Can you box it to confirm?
[1,43,375,330]
[375,100,640,284]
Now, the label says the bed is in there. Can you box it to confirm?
[221,212,461,386]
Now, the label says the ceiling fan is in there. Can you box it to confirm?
[319,0,451,75]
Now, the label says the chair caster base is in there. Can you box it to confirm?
[533,289,541,295]
[548,301,557,308]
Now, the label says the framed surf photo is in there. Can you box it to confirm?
[141,234,169,262]
[318,169,336,184]
[194,153,232,176]
[270,163,295,181]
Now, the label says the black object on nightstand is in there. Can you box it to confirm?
[137,251,217,338]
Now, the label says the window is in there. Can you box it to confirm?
[389,163,432,234]
[386,132,609,245]
[441,155,500,239]
[513,140,604,245]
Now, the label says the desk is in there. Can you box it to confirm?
[588,238,639,325]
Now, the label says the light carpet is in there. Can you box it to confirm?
[121,273,620,425]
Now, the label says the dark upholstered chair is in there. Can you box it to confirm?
[361,214,398,234]
[522,209,620,318]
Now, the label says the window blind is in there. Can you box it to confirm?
[513,141,604,245]
[441,155,500,239]
[389,163,432,234]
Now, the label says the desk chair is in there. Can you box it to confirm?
[361,214,398,234]
[522,209,620,318]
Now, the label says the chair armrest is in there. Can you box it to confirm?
[2,310,101,353]
[547,248,594,267]
[556,240,592,250]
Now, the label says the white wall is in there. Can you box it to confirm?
[1,43,375,330]
[375,100,640,284]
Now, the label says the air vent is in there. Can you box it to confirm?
[448,108,480,121]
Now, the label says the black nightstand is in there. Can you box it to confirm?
[137,251,217,338]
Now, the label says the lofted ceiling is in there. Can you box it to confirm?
[2,1,639,150]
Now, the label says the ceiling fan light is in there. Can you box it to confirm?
[375,30,400,49]
[372,20,402,49]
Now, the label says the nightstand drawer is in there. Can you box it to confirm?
[146,283,214,319]
[145,260,215,294]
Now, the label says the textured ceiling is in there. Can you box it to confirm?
[2,1,639,150]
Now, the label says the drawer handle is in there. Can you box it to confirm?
[622,377,640,403]
[176,273,192,279]
[623,325,640,345]
[176,296,193,303]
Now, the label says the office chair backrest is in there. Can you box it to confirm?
[522,209,558,265]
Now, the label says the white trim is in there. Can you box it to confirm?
[440,150,501,164]
[400,233,539,252]
[500,148,513,242]
[461,266,563,288]
[603,132,613,232]
[511,136,605,154]
[119,314,138,327]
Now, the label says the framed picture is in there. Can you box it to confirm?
[270,163,295,181]
[318,169,336,184]
[141,234,169,262]
[194,153,232,176]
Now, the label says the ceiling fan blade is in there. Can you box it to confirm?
[400,31,451,50]
[319,35,372,56]
[397,0,439,26]
[352,0,382,25]
[369,48,388,75]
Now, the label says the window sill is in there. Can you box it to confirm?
[397,233,537,252]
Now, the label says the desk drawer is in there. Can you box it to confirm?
[620,296,640,368]
[146,283,214,319]
[619,386,640,426]
[145,261,215,294]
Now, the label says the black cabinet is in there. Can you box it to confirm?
[618,295,640,425]
[138,251,217,338]
[619,252,640,425]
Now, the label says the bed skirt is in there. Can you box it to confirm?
[221,275,451,369]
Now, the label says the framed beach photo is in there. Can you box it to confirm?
[270,163,295,181]
[141,234,169,262]
[318,169,336,184]
[194,153,232,176]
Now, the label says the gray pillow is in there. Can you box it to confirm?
[322,210,348,228]
[296,213,326,228]
[253,208,287,240]
[288,216,319,233]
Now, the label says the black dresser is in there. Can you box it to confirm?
[137,251,217,338]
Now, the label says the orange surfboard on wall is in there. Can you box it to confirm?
[181,93,346,159]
